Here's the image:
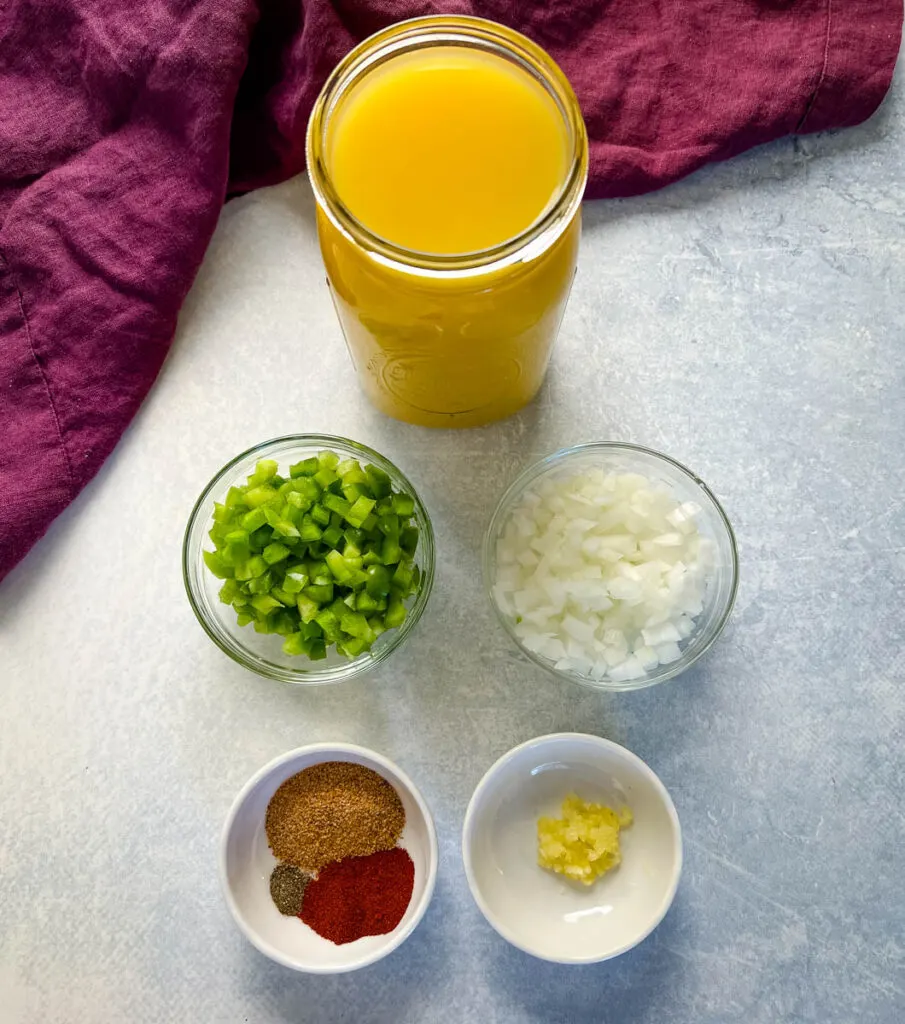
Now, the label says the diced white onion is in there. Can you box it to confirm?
[494,466,713,682]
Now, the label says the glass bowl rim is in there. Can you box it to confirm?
[482,441,739,692]
[183,433,435,685]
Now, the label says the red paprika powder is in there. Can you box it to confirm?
[300,846,415,945]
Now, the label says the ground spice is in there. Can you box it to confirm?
[269,863,310,916]
[300,847,415,945]
[265,761,405,872]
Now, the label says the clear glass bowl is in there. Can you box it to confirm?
[183,434,435,684]
[483,442,738,692]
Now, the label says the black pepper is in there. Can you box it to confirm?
[269,863,310,916]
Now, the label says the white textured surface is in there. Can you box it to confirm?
[3,80,905,1022]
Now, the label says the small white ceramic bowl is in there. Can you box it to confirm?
[221,743,438,973]
[463,733,682,963]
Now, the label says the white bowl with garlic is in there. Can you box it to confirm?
[484,443,738,691]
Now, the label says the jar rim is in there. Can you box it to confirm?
[305,15,589,278]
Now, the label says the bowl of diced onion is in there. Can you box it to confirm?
[484,443,738,691]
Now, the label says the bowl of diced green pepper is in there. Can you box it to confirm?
[183,434,435,683]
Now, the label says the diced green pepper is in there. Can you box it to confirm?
[247,459,278,487]
[381,536,402,565]
[365,564,392,598]
[272,519,300,540]
[385,595,407,629]
[322,524,343,548]
[392,561,413,590]
[296,594,319,623]
[392,493,415,517]
[340,610,375,641]
[290,456,319,478]
[251,594,281,615]
[336,458,367,481]
[303,583,334,604]
[365,465,391,499]
[291,477,320,501]
[348,569,370,589]
[247,571,273,595]
[272,611,296,636]
[310,503,331,527]
[314,608,341,642]
[282,632,308,656]
[286,490,311,512]
[346,496,376,528]
[325,549,352,582]
[308,561,331,585]
[282,571,308,594]
[323,493,351,518]
[300,620,323,640]
[344,527,366,549]
[200,449,423,663]
[248,527,272,552]
[263,542,290,565]
[281,502,302,527]
[314,467,337,490]
[224,486,247,509]
[235,554,267,580]
[241,507,268,533]
[203,550,232,579]
[341,483,367,504]
[298,515,323,543]
[378,513,400,538]
[244,485,278,508]
[339,636,367,658]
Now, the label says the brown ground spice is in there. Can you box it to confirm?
[265,761,405,872]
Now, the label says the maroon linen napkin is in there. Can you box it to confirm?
[1,0,902,582]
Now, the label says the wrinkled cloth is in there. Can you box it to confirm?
[0,0,902,582]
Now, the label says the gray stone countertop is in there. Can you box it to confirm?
[2,66,904,1024]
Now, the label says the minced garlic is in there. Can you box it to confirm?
[537,794,632,885]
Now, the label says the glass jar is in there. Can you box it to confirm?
[306,16,588,429]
